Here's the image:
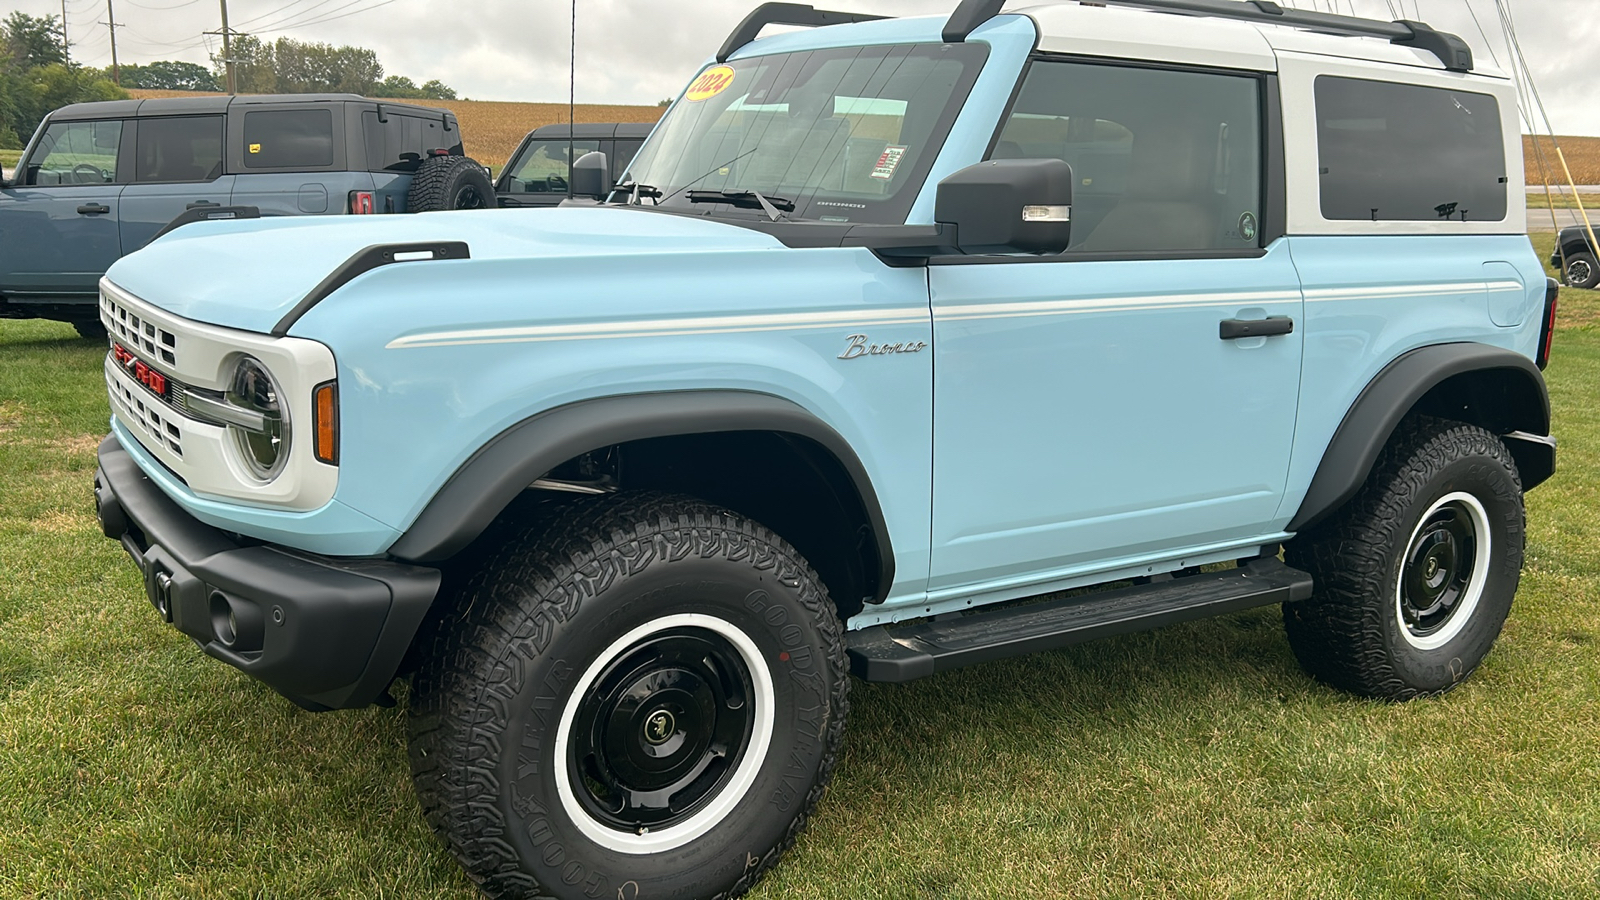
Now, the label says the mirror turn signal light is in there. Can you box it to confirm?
[313,381,338,464]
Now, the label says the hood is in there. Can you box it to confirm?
[103,207,787,334]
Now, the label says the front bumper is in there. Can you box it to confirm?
[94,433,441,710]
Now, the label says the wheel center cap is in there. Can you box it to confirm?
[1425,557,1439,579]
[643,709,676,746]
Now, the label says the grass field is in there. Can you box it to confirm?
[1,235,1597,898]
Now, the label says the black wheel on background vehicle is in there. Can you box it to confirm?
[72,319,106,340]
[408,493,850,900]
[1565,252,1600,290]
[406,154,495,212]
[1283,416,1524,701]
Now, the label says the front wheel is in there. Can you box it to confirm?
[1565,251,1599,290]
[1283,417,1525,700]
[408,493,849,900]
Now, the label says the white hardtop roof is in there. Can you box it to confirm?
[1012,2,1508,79]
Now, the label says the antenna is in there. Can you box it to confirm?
[568,0,576,199]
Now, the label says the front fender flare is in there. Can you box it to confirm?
[1289,343,1551,532]
[386,390,895,599]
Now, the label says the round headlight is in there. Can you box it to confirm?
[227,356,289,481]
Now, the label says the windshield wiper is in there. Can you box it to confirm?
[610,181,662,205]
[686,189,793,221]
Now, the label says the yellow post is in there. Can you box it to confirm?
[1555,145,1600,281]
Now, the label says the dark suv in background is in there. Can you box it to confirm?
[494,122,653,207]
[0,93,488,335]
[1552,223,1600,290]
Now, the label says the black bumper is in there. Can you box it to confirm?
[94,434,441,710]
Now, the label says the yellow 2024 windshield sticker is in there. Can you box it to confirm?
[686,65,736,102]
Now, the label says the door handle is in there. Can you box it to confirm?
[1219,316,1294,340]
[76,203,111,216]
[185,200,218,209]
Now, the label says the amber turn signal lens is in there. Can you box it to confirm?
[312,381,338,464]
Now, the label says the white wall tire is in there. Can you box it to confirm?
[408,493,849,900]
[1285,417,1525,700]
[552,613,777,855]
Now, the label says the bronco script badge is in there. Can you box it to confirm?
[837,333,928,360]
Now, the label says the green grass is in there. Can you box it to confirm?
[1528,191,1600,210]
[4,257,1600,898]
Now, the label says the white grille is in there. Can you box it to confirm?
[98,277,340,511]
[106,364,184,457]
[101,291,179,368]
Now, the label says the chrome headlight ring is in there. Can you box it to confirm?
[227,356,290,481]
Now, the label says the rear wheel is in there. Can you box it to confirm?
[1566,251,1599,290]
[406,154,495,212]
[408,493,849,900]
[1283,417,1524,700]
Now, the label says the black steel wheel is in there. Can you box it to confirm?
[1284,416,1524,700]
[563,622,766,842]
[408,493,849,900]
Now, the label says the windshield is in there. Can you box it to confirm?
[624,42,987,224]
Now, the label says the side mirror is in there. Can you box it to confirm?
[935,158,1074,255]
[570,150,612,200]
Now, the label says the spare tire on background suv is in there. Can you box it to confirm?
[407,154,495,212]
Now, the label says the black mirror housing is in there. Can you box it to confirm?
[934,158,1074,254]
[570,150,612,200]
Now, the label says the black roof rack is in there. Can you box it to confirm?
[941,0,1473,72]
[717,2,889,62]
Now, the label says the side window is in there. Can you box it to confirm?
[26,119,123,186]
[504,139,600,193]
[1315,76,1506,222]
[612,139,642,180]
[135,116,224,183]
[243,109,334,169]
[990,60,1263,254]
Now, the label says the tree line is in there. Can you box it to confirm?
[1,13,456,149]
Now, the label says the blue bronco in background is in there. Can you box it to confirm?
[0,93,488,336]
[91,0,1559,896]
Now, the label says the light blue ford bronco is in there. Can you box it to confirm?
[92,1,1559,897]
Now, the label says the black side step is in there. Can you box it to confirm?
[846,557,1313,682]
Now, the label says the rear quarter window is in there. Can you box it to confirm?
[243,108,334,169]
[1315,76,1506,222]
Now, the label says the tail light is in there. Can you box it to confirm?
[313,381,338,464]
[349,191,376,214]
[1537,277,1559,370]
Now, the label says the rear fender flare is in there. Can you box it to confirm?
[1289,343,1551,532]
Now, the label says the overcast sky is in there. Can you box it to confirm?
[20,0,1599,135]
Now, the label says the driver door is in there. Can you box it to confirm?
[0,118,127,299]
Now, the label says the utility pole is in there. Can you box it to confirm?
[220,0,235,95]
[103,0,119,85]
[60,0,69,66]
[205,0,238,94]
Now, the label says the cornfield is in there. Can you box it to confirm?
[1526,136,1600,187]
[124,90,664,169]
[113,91,1600,187]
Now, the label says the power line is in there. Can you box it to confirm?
[230,0,330,30]
[252,0,401,35]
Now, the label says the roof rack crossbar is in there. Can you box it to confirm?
[940,0,1473,72]
[717,2,890,62]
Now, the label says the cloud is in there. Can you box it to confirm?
[22,0,1600,135]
